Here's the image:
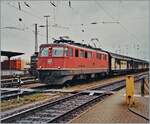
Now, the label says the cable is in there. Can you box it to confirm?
[95,1,142,43]
[7,2,42,20]
[0,26,25,31]
[128,107,149,121]
[95,1,117,21]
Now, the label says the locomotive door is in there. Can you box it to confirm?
[79,50,85,73]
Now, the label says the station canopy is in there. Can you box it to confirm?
[1,50,24,58]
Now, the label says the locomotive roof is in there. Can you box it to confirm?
[109,52,149,63]
[40,39,149,64]
[40,39,107,54]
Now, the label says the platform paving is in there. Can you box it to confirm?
[71,82,149,123]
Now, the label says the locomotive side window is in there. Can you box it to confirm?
[101,54,103,60]
[70,48,73,57]
[64,48,68,56]
[75,49,79,57]
[96,53,101,60]
[80,50,85,58]
[104,54,107,60]
[52,47,64,57]
[40,47,49,57]
[85,51,87,58]
[96,53,98,59]
[100,54,102,59]
[87,52,92,58]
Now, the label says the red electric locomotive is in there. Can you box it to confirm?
[37,40,109,85]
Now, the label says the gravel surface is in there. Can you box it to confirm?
[1,92,65,118]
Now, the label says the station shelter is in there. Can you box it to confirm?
[1,50,24,78]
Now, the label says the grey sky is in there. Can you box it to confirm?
[1,1,149,61]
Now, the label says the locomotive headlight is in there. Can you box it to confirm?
[58,66,61,69]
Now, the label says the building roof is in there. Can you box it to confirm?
[1,50,24,58]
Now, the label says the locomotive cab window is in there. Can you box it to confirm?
[52,47,64,57]
[40,47,49,57]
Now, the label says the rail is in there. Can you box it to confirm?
[1,76,38,88]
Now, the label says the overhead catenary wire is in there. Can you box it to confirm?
[69,0,71,8]
[24,2,31,8]
[50,0,56,7]
[0,26,26,31]
[6,2,68,31]
[7,2,42,20]
[18,2,21,11]
[94,1,148,59]
[95,1,142,43]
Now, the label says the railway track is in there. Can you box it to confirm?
[1,76,38,88]
[1,72,148,123]
[1,89,37,100]
[1,72,148,100]
[1,84,62,100]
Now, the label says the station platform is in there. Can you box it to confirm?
[70,82,149,123]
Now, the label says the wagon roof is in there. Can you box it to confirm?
[109,52,149,63]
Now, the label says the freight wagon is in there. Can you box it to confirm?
[1,59,22,70]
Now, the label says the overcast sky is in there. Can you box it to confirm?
[1,1,149,61]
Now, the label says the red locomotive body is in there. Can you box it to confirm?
[37,40,109,85]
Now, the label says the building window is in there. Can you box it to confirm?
[75,49,79,57]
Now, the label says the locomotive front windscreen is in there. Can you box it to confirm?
[52,47,64,57]
[40,47,49,57]
[39,46,67,57]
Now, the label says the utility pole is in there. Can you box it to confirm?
[44,15,50,44]
[35,24,38,53]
